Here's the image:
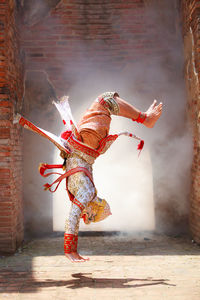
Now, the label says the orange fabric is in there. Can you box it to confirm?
[77,102,111,149]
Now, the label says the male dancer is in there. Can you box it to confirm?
[16,92,162,262]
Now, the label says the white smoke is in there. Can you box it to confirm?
[52,64,193,233]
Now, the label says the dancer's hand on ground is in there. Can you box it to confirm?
[65,252,90,263]
[143,100,163,128]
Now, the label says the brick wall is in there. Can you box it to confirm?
[182,0,200,244]
[21,0,176,95]
[0,0,24,253]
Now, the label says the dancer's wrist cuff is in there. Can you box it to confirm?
[132,112,147,123]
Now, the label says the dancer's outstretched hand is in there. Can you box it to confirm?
[143,100,163,128]
[65,252,90,263]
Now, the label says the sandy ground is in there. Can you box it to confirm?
[0,232,200,300]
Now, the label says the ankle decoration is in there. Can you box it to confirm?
[64,233,78,253]
[132,112,147,124]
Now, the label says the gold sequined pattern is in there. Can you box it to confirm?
[65,154,96,235]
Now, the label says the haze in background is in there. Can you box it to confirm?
[22,0,193,235]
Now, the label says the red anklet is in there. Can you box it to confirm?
[73,235,78,252]
[64,233,78,253]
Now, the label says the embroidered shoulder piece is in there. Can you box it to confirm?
[97,92,119,115]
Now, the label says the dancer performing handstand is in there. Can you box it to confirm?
[15,92,162,262]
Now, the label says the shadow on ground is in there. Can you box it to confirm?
[0,271,175,293]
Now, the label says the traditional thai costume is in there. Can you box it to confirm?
[15,92,144,255]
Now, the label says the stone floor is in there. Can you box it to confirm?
[0,232,200,300]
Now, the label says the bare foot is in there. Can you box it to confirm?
[65,252,90,262]
[143,100,163,128]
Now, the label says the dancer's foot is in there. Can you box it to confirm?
[144,100,163,128]
[65,252,90,262]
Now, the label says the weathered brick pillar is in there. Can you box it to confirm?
[182,0,200,243]
[0,0,24,253]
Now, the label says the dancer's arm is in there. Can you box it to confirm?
[65,173,95,262]
[115,96,163,128]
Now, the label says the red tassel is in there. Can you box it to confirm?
[38,163,63,177]
[39,163,47,176]
[137,140,144,156]
[137,140,144,150]
[61,130,72,140]
[43,183,51,191]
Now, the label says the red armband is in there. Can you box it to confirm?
[132,112,147,124]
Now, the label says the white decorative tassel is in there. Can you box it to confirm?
[53,96,77,131]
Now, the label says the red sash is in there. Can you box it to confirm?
[39,163,94,202]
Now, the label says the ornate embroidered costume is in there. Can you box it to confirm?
[15,92,144,256]
[63,92,121,242]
